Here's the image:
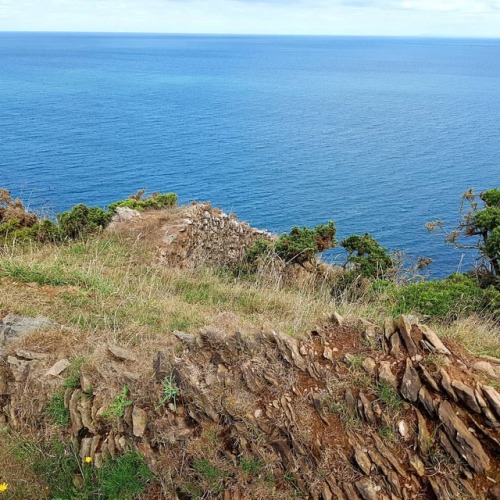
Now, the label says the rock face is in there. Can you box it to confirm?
[1,312,499,499]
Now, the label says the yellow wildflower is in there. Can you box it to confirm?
[0,482,8,493]
[84,456,92,464]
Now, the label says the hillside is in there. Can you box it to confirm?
[0,200,499,499]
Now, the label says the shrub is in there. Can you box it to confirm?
[57,204,113,240]
[108,191,177,212]
[393,273,485,319]
[274,221,337,265]
[341,233,395,279]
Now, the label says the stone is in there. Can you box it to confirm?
[45,358,71,377]
[418,324,451,355]
[397,316,418,357]
[0,314,55,353]
[416,409,431,458]
[408,453,425,477]
[418,364,440,392]
[358,392,375,424]
[355,478,381,500]
[438,400,490,473]
[383,317,397,340]
[78,395,96,433]
[482,386,500,420]
[400,358,421,402]
[107,345,137,362]
[439,369,458,402]
[362,357,376,376]
[14,349,49,361]
[111,207,141,223]
[69,389,83,435]
[354,447,372,475]
[373,435,406,477]
[173,330,197,344]
[331,312,344,326]
[389,332,403,359]
[473,361,497,378]
[451,380,481,413]
[418,386,437,417]
[397,420,410,440]
[132,406,148,437]
[378,361,398,388]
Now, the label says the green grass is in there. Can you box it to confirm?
[377,382,404,411]
[63,356,86,389]
[157,374,180,410]
[0,260,111,294]
[46,392,70,428]
[9,437,153,500]
[102,386,133,420]
[240,458,263,475]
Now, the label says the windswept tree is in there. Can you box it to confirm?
[426,188,500,281]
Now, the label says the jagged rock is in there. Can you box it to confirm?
[408,453,425,476]
[373,435,406,477]
[272,330,307,371]
[362,357,376,376]
[14,349,49,361]
[400,359,421,402]
[358,392,375,424]
[438,400,490,473]
[384,317,397,339]
[451,380,481,413]
[473,361,497,378]
[416,409,431,457]
[173,330,198,344]
[438,429,462,464]
[78,395,96,433]
[355,478,381,500]
[90,435,100,458]
[482,386,500,419]
[132,406,148,437]
[418,324,451,355]
[418,364,440,392]
[439,369,458,402]
[45,358,71,377]
[378,361,398,388]
[389,332,403,359]
[418,386,438,416]
[325,475,346,499]
[69,389,83,435]
[343,481,362,499]
[354,447,372,475]
[397,316,418,357]
[107,345,137,362]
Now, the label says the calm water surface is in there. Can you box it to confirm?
[1,33,499,276]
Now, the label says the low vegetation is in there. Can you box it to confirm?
[0,187,499,497]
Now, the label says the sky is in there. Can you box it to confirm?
[1,0,500,37]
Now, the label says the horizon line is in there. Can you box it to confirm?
[1,30,500,40]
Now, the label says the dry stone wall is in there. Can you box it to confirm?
[1,312,500,498]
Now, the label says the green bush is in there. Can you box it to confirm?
[108,192,177,212]
[274,221,337,265]
[57,204,113,240]
[341,233,395,279]
[393,274,485,319]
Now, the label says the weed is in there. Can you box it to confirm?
[193,458,226,493]
[377,382,404,411]
[345,354,365,370]
[423,354,448,368]
[326,400,360,429]
[46,392,70,427]
[156,373,180,411]
[379,425,396,442]
[63,356,86,389]
[240,458,263,475]
[102,386,133,420]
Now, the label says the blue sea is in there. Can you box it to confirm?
[1,33,499,276]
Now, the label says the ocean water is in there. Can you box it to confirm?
[1,33,499,276]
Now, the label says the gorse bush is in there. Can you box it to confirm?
[108,191,177,212]
[275,221,337,264]
[392,274,492,319]
[57,204,113,240]
[341,233,395,279]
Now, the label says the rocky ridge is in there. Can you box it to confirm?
[1,312,499,499]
